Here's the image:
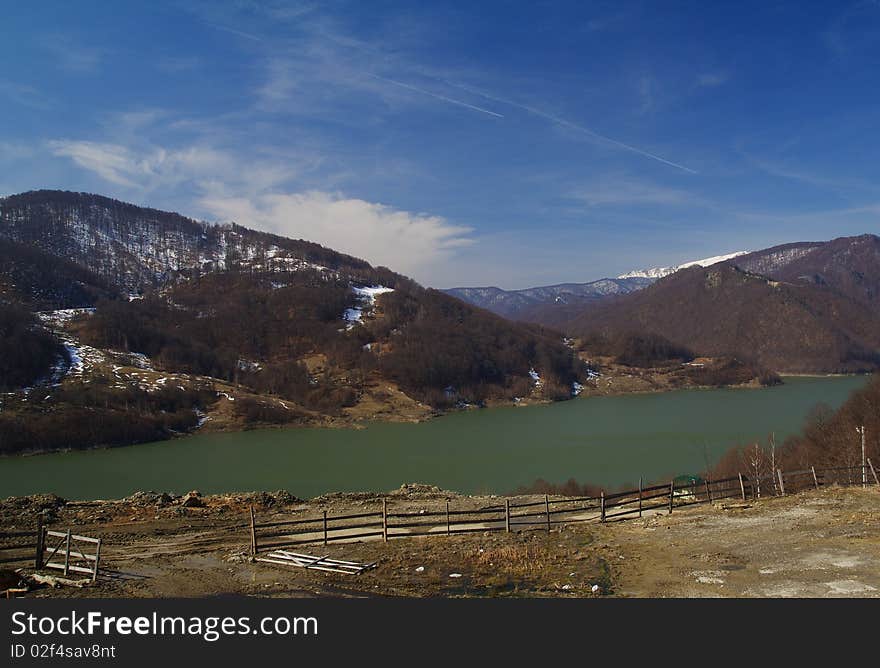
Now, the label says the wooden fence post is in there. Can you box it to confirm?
[249,506,257,556]
[600,492,606,522]
[505,499,510,533]
[92,538,101,583]
[704,478,713,504]
[638,477,643,517]
[322,510,328,546]
[868,458,879,486]
[668,480,674,514]
[544,495,551,533]
[738,473,746,501]
[34,514,44,569]
[63,529,71,576]
[777,469,785,496]
[382,499,388,543]
[811,466,820,490]
[859,426,867,488]
[446,500,450,536]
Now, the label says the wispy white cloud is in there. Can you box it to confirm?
[743,151,880,198]
[571,176,706,207]
[156,56,202,73]
[47,140,294,194]
[49,141,143,187]
[201,192,473,278]
[193,3,691,170]
[205,22,264,42]
[695,72,727,88]
[0,141,36,161]
[39,34,105,73]
[823,1,880,59]
[0,79,53,110]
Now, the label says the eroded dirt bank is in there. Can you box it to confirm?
[2,485,878,598]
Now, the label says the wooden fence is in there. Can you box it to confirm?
[249,460,879,555]
[39,529,102,582]
[0,524,40,568]
[0,516,102,582]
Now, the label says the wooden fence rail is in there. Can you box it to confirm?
[39,529,102,582]
[0,515,43,568]
[0,518,102,582]
[248,465,879,555]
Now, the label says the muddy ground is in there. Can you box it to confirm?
[2,485,878,598]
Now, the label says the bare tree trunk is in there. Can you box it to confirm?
[770,433,777,495]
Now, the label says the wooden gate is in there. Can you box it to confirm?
[38,528,102,582]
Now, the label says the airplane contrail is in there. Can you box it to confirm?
[443,80,696,173]
[367,73,504,119]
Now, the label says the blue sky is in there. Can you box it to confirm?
[2,1,880,288]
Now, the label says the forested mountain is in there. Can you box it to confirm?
[444,251,752,319]
[733,234,880,306]
[0,190,383,294]
[443,277,652,319]
[561,235,880,374]
[0,190,587,454]
[0,237,115,310]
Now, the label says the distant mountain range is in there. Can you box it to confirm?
[560,235,880,373]
[443,277,653,320]
[444,251,750,318]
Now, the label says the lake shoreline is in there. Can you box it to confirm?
[0,375,866,500]
[0,373,816,459]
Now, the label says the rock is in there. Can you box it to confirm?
[124,491,175,506]
[394,483,444,496]
[270,490,300,505]
[415,566,425,573]
[449,573,463,578]
[0,494,65,521]
[591,584,601,594]
[181,491,204,508]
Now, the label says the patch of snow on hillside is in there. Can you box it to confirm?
[35,308,96,328]
[237,359,262,372]
[125,352,153,370]
[195,409,211,428]
[353,285,395,302]
[343,285,394,329]
[35,309,103,383]
[528,368,542,387]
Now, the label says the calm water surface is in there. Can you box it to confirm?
[0,376,866,499]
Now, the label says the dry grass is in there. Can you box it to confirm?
[469,543,551,577]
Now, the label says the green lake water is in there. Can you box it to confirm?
[0,376,867,500]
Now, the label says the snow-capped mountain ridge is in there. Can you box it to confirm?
[618,251,750,279]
